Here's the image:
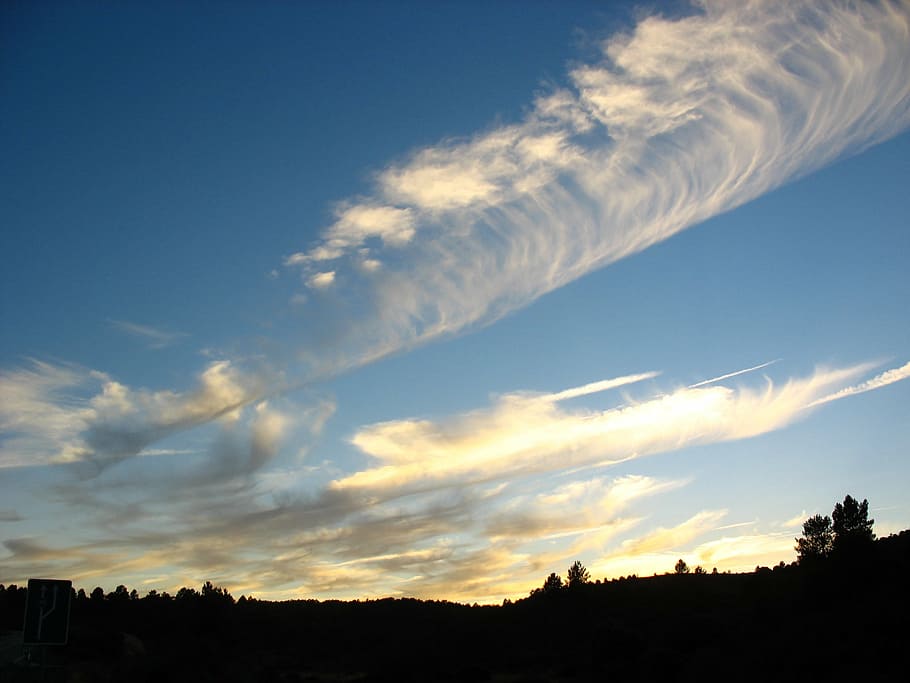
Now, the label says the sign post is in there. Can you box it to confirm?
[22,577,72,680]
[23,578,72,647]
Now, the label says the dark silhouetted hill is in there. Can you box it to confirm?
[1,530,908,682]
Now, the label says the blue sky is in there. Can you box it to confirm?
[2,0,909,602]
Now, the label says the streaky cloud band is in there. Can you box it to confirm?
[808,360,910,407]
[287,0,910,374]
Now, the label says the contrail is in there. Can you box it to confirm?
[688,360,780,389]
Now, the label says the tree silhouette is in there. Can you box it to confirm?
[176,586,200,603]
[674,558,689,574]
[566,560,590,587]
[202,580,235,605]
[542,572,563,593]
[832,495,874,553]
[796,513,833,562]
[108,584,130,603]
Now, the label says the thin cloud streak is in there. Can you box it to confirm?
[547,371,659,402]
[687,360,779,389]
[615,510,728,557]
[109,320,188,349]
[808,360,910,407]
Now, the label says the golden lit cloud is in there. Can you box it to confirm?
[332,362,897,494]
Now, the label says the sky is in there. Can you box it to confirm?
[1,0,909,604]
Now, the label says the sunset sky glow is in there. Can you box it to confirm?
[2,0,909,603]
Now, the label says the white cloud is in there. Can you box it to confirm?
[279,1,910,371]
[284,252,308,266]
[0,359,274,471]
[781,511,809,529]
[332,361,894,494]
[0,361,100,467]
[607,510,729,561]
[326,205,416,248]
[5,2,910,602]
[4,360,900,600]
[378,126,580,212]
[359,257,381,272]
[546,371,659,401]
[487,474,684,542]
[306,271,336,289]
[808,360,910,407]
[287,206,416,266]
[691,531,796,569]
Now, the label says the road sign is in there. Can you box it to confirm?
[23,579,72,646]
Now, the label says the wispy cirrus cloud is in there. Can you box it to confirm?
[284,0,910,372]
[2,360,905,602]
[331,361,908,495]
[486,474,684,546]
[109,319,188,349]
[7,0,905,489]
[614,509,729,557]
[4,1,910,603]
[0,361,99,468]
[0,359,278,471]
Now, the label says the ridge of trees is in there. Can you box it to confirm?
[525,493,880,598]
[0,508,907,682]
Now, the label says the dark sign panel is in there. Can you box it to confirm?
[23,579,72,646]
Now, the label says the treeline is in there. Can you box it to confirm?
[0,494,888,629]
[0,580,238,632]
[1,495,907,681]
[527,494,877,599]
[2,529,906,681]
[0,494,887,626]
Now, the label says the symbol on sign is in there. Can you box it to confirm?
[36,583,59,642]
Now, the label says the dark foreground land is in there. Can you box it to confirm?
[1,531,908,683]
